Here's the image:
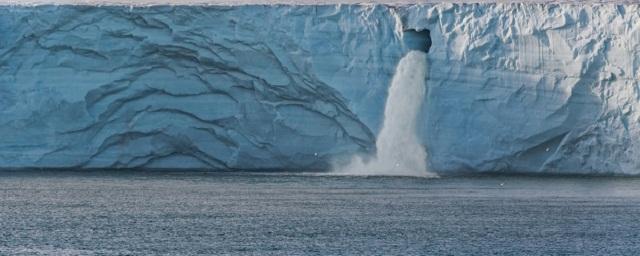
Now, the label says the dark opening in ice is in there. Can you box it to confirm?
[403,29,431,53]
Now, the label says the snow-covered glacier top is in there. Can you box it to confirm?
[1,0,638,6]
[1,3,639,175]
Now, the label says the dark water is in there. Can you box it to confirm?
[1,171,640,255]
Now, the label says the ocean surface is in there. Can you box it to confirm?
[1,171,640,255]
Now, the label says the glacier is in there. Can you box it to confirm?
[1,4,639,175]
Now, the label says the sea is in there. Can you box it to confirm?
[1,171,639,255]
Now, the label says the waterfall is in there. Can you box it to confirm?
[335,50,437,177]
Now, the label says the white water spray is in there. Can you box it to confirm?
[336,50,436,177]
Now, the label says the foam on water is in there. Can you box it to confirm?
[335,51,437,178]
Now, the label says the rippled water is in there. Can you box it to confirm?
[1,171,640,255]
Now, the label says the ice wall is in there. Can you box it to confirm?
[0,5,389,170]
[401,4,640,174]
[1,4,639,174]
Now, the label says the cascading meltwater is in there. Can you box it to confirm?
[335,50,437,177]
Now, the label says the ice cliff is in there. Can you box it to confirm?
[1,4,639,174]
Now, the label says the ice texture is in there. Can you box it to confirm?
[1,4,639,174]
[1,1,636,6]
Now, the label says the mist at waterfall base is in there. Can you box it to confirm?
[334,51,437,178]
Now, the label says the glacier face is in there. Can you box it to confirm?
[402,4,640,174]
[0,5,388,170]
[1,4,639,174]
